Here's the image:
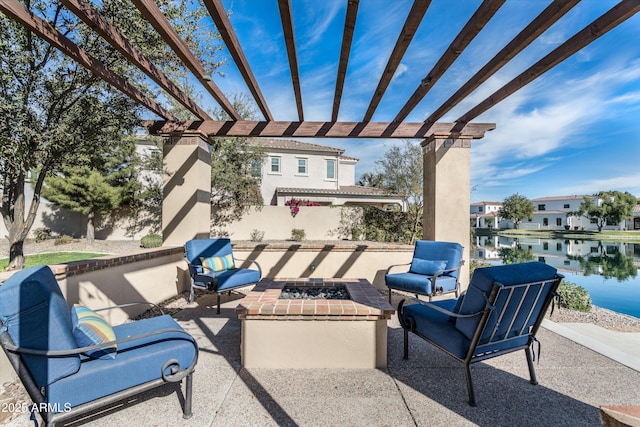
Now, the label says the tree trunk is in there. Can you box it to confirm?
[87,212,95,244]
[8,241,25,271]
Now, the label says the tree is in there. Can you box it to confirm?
[0,1,221,269]
[575,191,637,232]
[41,138,140,243]
[374,140,423,243]
[499,194,534,229]
[357,172,384,188]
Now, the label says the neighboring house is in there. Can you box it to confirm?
[248,138,405,210]
[470,201,506,228]
[471,195,640,231]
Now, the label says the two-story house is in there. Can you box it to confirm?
[248,138,405,210]
[470,201,504,228]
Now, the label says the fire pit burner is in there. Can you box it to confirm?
[279,285,349,300]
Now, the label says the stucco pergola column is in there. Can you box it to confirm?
[162,133,211,246]
[422,135,472,289]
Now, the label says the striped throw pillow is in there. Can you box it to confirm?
[71,304,117,360]
[201,253,235,273]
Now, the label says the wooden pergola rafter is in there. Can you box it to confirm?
[2,0,639,141]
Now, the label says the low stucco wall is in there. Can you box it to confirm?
[232,242,414,291]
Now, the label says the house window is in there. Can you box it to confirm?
[538,204,546,211]
[557,242,562,251]
[270,157,281,173]
[478,206,484,213]
[297,158,307,174]
[326,160,336,179]
[543,218,548,226]
[563,204,570,209]
[150,150,160,159]
[556,218,562,226]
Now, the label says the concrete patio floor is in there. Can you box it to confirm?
[13,292,640,427]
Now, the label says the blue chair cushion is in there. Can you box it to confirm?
[45,314,197,410]
[386,272,458,295]
[71,305,117,360]
[400,299,470,359]
[409,259,447,275]
[455,262,558,340]
[185,239,233,266]
[412,241,463,279]
[0,266,80,387]
[193,268,260,292]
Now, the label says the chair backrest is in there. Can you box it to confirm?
[0,266,80,387]
[185,238,233,266]
[454,262,560,350]
[411,240,463,278]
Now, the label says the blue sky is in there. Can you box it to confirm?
[198,0,640,203]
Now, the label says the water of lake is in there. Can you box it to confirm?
[472,235,640,319]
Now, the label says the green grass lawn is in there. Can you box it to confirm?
[1,252,107,269]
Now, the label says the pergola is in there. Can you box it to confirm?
[2,0,639,283]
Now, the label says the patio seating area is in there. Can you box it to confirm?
[5,290,640,426]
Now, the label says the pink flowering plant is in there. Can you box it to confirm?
[285,198,320,217]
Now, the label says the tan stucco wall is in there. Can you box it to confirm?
[422,137,471,289]
[232,243,413,291]
[162,135,212,246]
[241,318,388,368]
[224,206,347,240]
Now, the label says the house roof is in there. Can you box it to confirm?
[531,195,585,202]
[471,201,502,206]
[277,185,401,199]
[248,138,344,154]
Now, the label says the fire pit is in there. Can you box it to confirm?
[235,278,395,369]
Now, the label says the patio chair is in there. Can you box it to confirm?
[385,240,464,304]
[0,265,198,426]
[185,238,261,313]
[398,261,562,406]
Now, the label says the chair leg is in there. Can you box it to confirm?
[388,288,392,304]
[216,293,221,314]
[464,363,477,406]
[183,373,193,419]
[403,329,409,360]
[525,347,538,385]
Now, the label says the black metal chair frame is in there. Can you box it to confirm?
[398,274,562,406]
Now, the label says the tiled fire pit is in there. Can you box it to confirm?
[235,278,395,368]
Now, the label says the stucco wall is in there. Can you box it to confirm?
[223,206,349,241]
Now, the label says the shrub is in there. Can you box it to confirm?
[140,234,162,248]
[33,227,52,242]
[54,235,74,246]
[557,280,592,312]
[285,198,320,217]
[290,229,306,241]
[250,229,265,242]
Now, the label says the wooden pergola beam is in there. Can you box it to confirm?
[131,0,241,120]
[332,0,359,122]
[363,0,431,122]
[142,120,495,139]
[277,0,304,121]
[0,0,175,120]
[394,0,505,123]
[61,0,211,121]
[456,0,640,125]
[424,0,580,127]
[202,0,273,121]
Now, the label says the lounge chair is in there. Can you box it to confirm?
[398,261,562,406]
[184,238,261,313]
[0,265,198,426]
[385,240,464,303]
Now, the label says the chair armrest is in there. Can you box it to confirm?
[431,260,465,287]
[3,327,197,358]
[235,258,262,277]
[94,302,164,316]
[386,262,411,275]
[397,299,486,330]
